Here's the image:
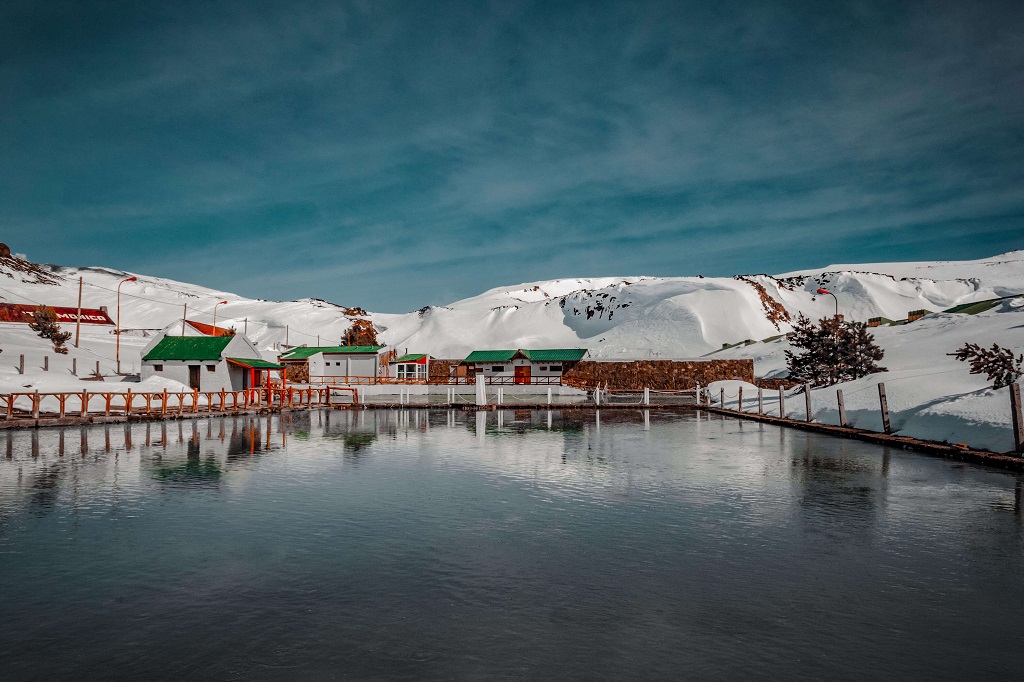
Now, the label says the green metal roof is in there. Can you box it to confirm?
[522,348,587,362]
[227,357,284,370]
[391,353,427,363]
[463,348,587,363]
[279,345,384,361]
[463,350,519,363]
[143,336,232,361]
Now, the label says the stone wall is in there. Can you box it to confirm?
[562,359,754,390]
[752,377,799,390]
[429,359,458,382]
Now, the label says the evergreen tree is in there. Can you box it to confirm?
[785,314,886,387]
[949,342,1023,389]
[28,305,72,354]
[838,321,886,381]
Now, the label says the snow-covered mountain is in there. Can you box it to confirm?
[0,249,1020,362]
[0,248,1021,451]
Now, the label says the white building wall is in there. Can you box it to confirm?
[313,353,380,378]
[139,333,264,392]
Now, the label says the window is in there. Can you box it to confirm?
[539,366,547,371]
[153,364,163,372]
[549,365,562,372]
[207,365,216,372]
[492,366,504,372]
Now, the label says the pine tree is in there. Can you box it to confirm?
[949,342,1023,389]
[838,321,886,381]
[28,305,72,354]
[785,314,886,387]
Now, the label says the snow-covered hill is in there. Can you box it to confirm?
[0,248,1021,451]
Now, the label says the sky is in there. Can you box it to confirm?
[2,0,1023,312]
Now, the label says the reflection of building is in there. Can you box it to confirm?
[457,349,588,384]
[141,334,283,391]
[279,345,386,384]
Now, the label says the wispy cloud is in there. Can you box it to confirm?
[2,0,1023,310]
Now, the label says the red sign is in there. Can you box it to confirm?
[0,303,114,325]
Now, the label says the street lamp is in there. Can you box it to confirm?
[116,276,138,373]
[212,300,228,333]
[817,288,839,319]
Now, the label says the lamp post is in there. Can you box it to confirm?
[212,300,228,333]
[116,276,138,373]
[817,288,839,319]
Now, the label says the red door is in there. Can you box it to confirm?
[514,365,531,385]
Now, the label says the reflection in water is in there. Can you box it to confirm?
[1,410,1023,680]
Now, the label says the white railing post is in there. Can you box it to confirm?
[643,387,650,405]
[475,374,487,406]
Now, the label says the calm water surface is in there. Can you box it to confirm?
[1,410,1022,680]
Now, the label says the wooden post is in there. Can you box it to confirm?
[162,388,168,416]
[32,391,40,419]
[804,384,812,422]
[738,386,743,413]
[80,391,88,418]
[43,356,48,371]
[720,388,725,409]
[72,358,77,375]
[758,387,763,415]
[125,389,132,415]
[878,382,891,434]
[779,387,785,419]
[19,354,24,375]
[837,389,847,427]
[220,388,226,412]
[75,276,83,347]
[244,318,248,335]
[193,388,199,413]
[96,360,100,377]
[1009,382,1023,454]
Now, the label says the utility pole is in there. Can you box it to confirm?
[182,304,187,336]
[74,276,83,347]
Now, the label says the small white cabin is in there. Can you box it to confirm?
[389,354,432,381]
[459,349,587,384]
[279,345,385,384]
[140,333,281,392]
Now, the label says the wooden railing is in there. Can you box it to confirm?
[309,375,563,386]
[445,375,563,386]
[309,375,428,385]
[0,386,360,420]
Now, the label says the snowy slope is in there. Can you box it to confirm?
[0,249,1021,451]
[376,250,1024,359]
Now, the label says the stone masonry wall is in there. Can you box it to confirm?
[562,359,754,390]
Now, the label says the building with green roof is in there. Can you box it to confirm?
[458,348,587,384]
[279,345,387,384]
[388,353,433,382]
[140,332,279,392]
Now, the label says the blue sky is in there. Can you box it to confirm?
[3,1,1023,311]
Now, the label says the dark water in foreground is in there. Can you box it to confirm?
[1,410,1022,680]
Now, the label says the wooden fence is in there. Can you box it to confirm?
[0,386,359,421]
